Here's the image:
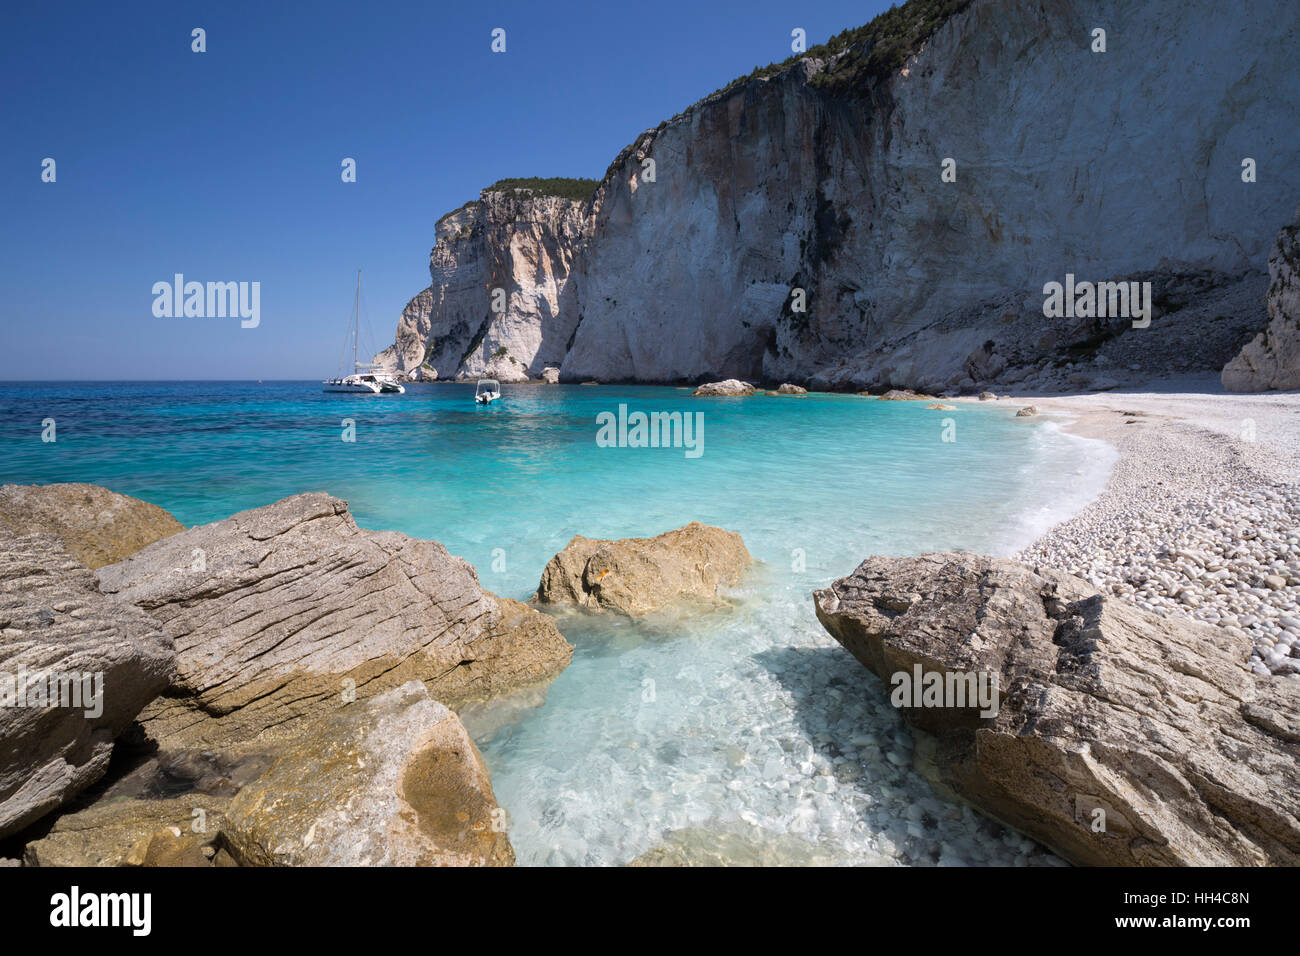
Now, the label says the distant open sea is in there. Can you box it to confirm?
[0,381,1113,865]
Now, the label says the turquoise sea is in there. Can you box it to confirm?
[0,381,1113,865]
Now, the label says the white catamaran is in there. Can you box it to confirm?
[323,270,405,395]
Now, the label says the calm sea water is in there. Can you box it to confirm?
[0,381,1112,865]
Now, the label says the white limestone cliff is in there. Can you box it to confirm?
[1222,203,1300,391]
[379,0,1300,390]
[375,191,590,382]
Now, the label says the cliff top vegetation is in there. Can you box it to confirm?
[697,0,973,104]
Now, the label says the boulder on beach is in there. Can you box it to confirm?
[1223,202,1300,391]
[1015,405,1039,417]
[813,552,1300,866]
[221,681,513,866]
[541,366,561,384]
[536,522,752,616]
[95,493,573,748]
[0,483,183,570]
[0,528,175,840]
[691,379,755,396]
[977,391,997,401]
[776,383,807,395]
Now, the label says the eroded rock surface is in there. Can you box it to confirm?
[536,522,752,616]
[96,493,572,748]
[1223,203,1300,391]
[0,483,183,570]
[23,795,232,867]
[0,528,175,840]
[221,681,513,866]
[813,552,1300,866]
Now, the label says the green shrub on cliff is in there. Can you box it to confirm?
[698,0,974,103]
[482,177,600,202]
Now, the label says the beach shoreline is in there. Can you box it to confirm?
[978,375,1300,674]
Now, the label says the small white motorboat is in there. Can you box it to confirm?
[475,379,501,404]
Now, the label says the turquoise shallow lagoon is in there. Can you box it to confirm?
[0,381,1113,865]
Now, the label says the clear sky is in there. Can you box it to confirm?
[0,0,890,380]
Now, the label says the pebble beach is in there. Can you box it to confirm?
[1012,375,1300,676]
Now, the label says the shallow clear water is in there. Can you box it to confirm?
[1,381,1111,865]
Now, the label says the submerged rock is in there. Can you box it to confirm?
[536,522,752,616]
[626,826,862,866]
[813,552,1300,866]
[0,483,183,570]
[879,389,928,401]
[692,379,755,396]
[925,402,956,410]
[0,528,175,840]
[221,681,513,866]
[95,493,573,748]
[1223,202,1300,391]
[1015,405,1039,417]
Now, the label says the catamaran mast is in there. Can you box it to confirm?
[352,269,361,370]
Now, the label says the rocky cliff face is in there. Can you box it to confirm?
[376,192,590,382]
[380,0,1300,389]
[1223,203,1300,391]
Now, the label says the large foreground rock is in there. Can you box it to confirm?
[0,483,183,570]
[0,529,175,840]
[813,552,1300,866]
[1223,203,1300,391]
[221,681,513,866]
[536,522,752,616]
[95,493,572,748]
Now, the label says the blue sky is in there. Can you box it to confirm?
[0,0,889,380]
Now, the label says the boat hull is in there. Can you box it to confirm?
[322,380,381,394]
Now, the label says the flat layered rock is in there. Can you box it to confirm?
[23,795,233,867]
[691,379,755,396]
[813,552,1300,866]
[96,493,572,748]
[221,681,513,866]
[0,483,184,570]
[536,522,751,616]
[0,528,175,840]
